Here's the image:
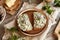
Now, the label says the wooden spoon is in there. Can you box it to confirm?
[55,21,60,40]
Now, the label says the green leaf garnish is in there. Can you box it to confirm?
[42,6,47,10]
[42,3,50,10]
[7,27,18,32]
[42,3,54,15]
[54,0,60,7]
[47,8,54,14]
[8,35,19,40]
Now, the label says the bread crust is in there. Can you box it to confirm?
[3,0,22,15]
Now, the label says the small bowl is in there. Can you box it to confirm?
[17,8,48,36]
[3,0,22,15]
[0,6,6,24]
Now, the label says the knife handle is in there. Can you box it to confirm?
[55,21,60,40]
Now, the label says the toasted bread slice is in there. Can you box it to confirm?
[4,0,22,15]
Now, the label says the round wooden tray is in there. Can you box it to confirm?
[17,8,48,36]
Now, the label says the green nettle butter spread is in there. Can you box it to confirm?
[34,12,46,28]
[18,13,32,31]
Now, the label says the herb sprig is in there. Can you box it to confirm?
[7,27,18,32]
[42,3,54,14]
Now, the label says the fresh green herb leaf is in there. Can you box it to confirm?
[47,8,53,14]
[42,3,50,10]
[54,0,60,7]
[42,6,47,10]
[7,27,18,32]
[8,35,19,40]
[42,3,54,15]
